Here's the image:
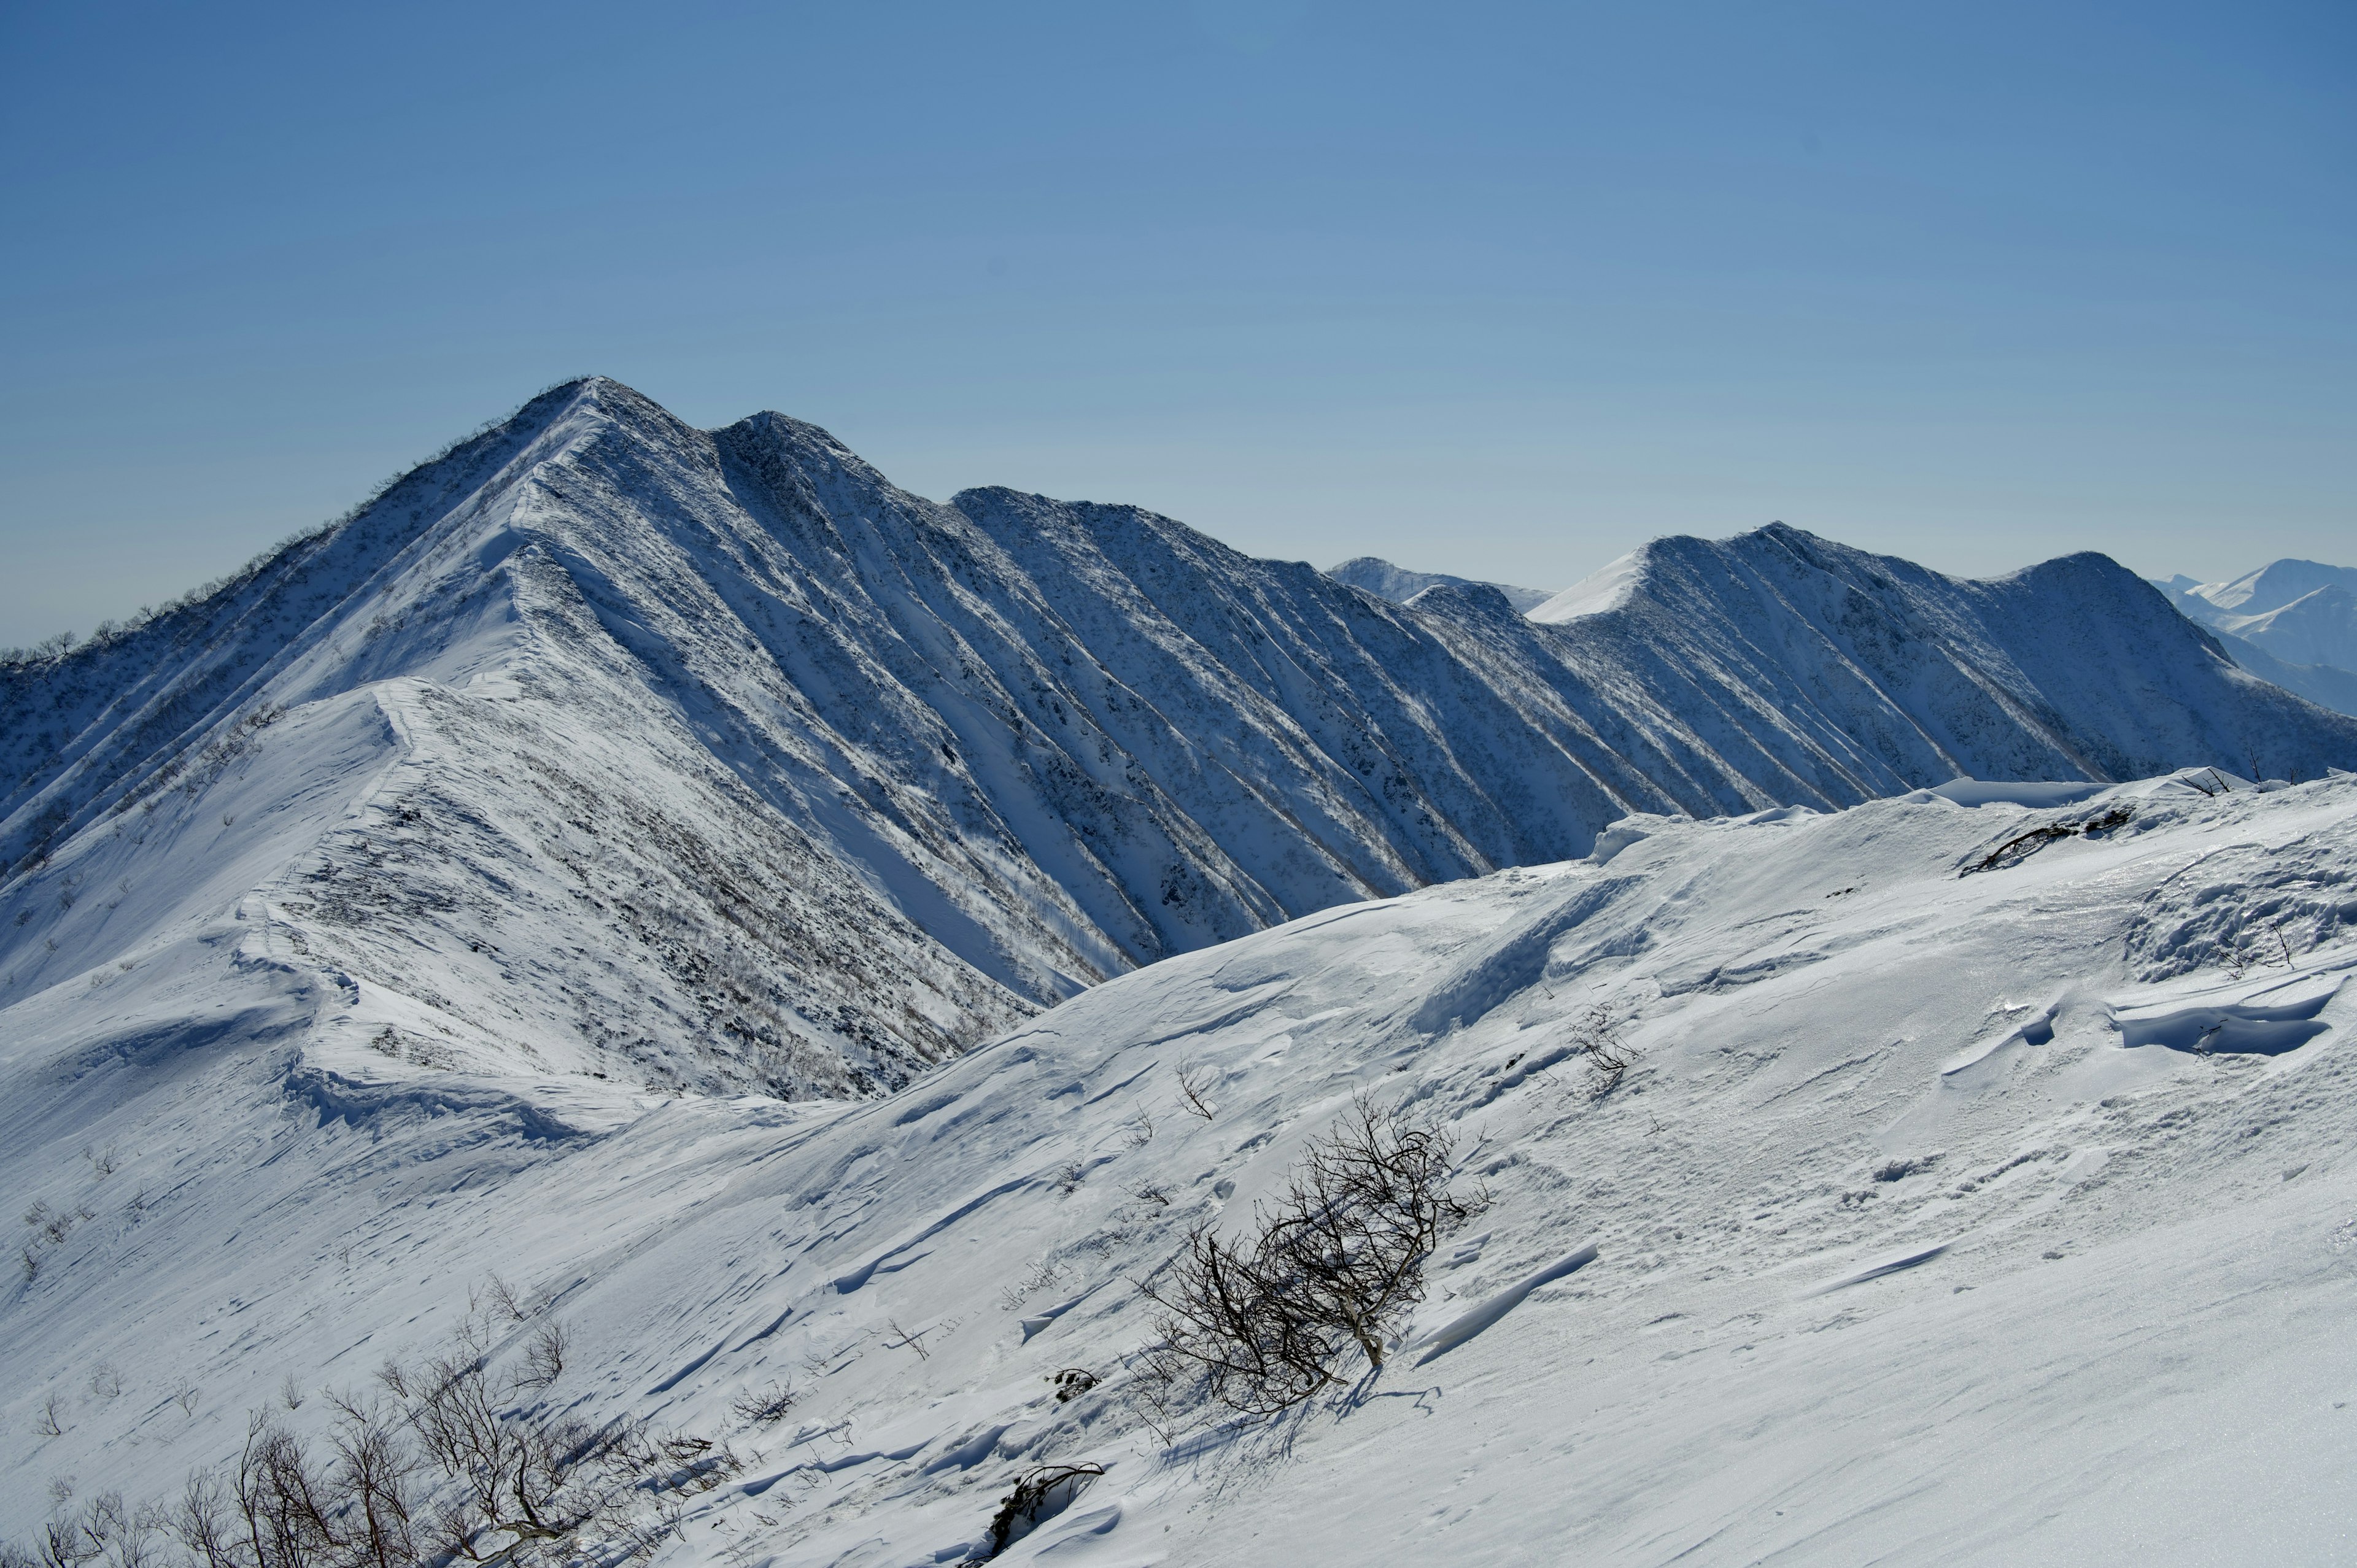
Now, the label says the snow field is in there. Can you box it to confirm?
[7,770,2356,1564]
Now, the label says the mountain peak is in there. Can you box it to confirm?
[1325,556,1555,614]
[6,382,2352,1115]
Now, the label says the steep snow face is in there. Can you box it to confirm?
[2203,586,2357,678]
[2199,631,2357,718]
[1325,555,1556,614]
[1542,525,2357,790]
[6,773,2355,1564]
[1526,547,1644,620]
[2182,557,2357,617]
[2149,560,2357,716]
[6,380,2356,1103]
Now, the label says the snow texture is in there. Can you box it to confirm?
[6,767,2357,1564]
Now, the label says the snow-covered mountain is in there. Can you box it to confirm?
[2152,561,2357,715]
[7,768,2354,1563]
[1323,556,1556,614]
[7,378,2353,1107]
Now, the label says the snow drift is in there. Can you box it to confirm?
[6,768,2355,1564]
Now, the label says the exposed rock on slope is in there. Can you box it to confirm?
[4,378,2354,1099]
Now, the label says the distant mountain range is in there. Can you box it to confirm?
[6,376,2353,1105]
[1325,557,1557,614]
[2150,560,2357,715]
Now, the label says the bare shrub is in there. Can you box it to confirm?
[1053,1162,1086,1198]
[23,1489,164,1568]
[1120,1105,1156,1151]
[1134,1097,1482,1424]
[0,1297,736,1568]
[394,1310,730,1567]
[729,1381,797,1424]
[35,1392,68,1438]
[1566,1006,1633,1098]
[972,1464,1104,1562]
[518,1321,569,1390]
[997,1254,1071,1312]
[1048,1368,1098,1404]
[28,1200,75,1246]
[480,1273,529,1325]
[1174,1065,1217,1121]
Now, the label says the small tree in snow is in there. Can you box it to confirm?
[1134,1096,1481,1426]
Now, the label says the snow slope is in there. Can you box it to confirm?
[2154,561,2357,711]
[8,380,2353,1105]
[1323,557,1556,614]
[2201,633,2357,720]
[7,770,2356,1565]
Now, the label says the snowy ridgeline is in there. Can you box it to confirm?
[2151,562,2357,717]
[4,769,2355,1564]
[3,376,2353,1103]
[1322,556,1557,614]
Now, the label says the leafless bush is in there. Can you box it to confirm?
[83,1146,118,1180]
[729,1380,797,1424]
[997,1254,1072,1311]
[1174,1065,1217,1121]
[883,1318,932,1362]
[1053,1162,1087,1198]
[35,1392,68,1437]
[18,1489,164,1568]
[88,1365,123,1401]
[1567,1006,1633,1097]
[172,1381,201,1418]
[479,1272,530,1325]
[972,1464,1104,1562]
[28,1200,75,1246]
[277,1374,303,1412]
[1,1296,735,1568]
[1134,1097,1482,1425]
[1048,1368,1098,1404]
[1128,1182,1171,1208]
[518,1321,569,1390]
[1120,1104,1156,1150]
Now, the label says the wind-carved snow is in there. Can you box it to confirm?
[6,770,2357,1564]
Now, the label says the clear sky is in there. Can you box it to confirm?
[1,1,2349,645]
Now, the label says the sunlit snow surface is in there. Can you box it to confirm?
[7,768,2356,1564]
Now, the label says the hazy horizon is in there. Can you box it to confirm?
[2,1,2350,646]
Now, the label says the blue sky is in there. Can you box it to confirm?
[1,1,2349,644]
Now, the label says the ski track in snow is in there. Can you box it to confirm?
[5,767,2357,1564]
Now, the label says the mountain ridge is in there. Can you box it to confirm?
[1324,555,1557,614]
[6,376,2355,1102]
[2150,558,2357,713]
